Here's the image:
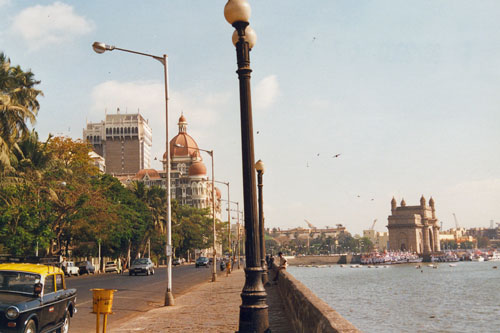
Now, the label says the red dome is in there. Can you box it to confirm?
[188,161,207,176]
[164,132,201,159]
[179,114,187,123]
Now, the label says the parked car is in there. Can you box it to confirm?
[0,262,77,333]
[129,258,154,276]
[104,261,120,274]
[172,258,181,266]
[63,261,80,276]
[195,257,209,268]
[76,261,95,275]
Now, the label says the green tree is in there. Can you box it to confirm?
[0,53,42,169]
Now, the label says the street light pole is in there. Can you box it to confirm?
[92,42,174,306]
[174,143,217,282]
[224,1,269,331]
[255,159,268,285]
[225,200,242,269]
[215,180,231,271]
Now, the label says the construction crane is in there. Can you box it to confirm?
[452,213,459,229]
[370,219,377,230]
[304,219,317,230]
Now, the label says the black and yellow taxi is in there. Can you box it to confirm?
[0,263,77,333]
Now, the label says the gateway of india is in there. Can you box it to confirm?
[387,196,441,255]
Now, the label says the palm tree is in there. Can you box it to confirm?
[130,181,166,255]
[0,53,42,170]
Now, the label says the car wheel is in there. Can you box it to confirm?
[129,271,133,276]
[151,268,155,275]
[24,319,36,333]
[196,264,198,268]
[146,269,150,276]
[57,311,70,333]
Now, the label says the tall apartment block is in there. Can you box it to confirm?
[83,109,152,174]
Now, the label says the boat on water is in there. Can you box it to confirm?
[488,251,500,261]
[360,251,422,265]
[472,256,485,262]
[430,251,459,262]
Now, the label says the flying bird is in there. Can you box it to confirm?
[256,131,260,134]
[333,154,341,158]
[317,153,320,156]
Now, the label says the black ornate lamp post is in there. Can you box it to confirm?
[255,159,268,286]
[92,41,175,306]
[224,1,269,331]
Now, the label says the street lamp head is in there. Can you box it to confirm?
[232,25,257,49]
[255,159,265,174]
[224,0,251,25]
[92,41,115,54]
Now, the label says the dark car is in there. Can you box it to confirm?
[129,258,154,276]
[0,263,77,333]
[76,261,95,275]
[195,257,209,268]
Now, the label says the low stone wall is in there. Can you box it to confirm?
[272,266,360,333]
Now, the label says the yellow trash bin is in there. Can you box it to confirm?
[91,289,117,314]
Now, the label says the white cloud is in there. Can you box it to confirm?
[0,0,11,8]
[254,75,279,110]
[90,80,230,167]
[11,2,94,50]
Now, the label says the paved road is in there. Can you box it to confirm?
[66,264,224,333]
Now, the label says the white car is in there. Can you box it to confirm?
[129,258,154,276]
[105,261,120,274]
[64,261,80,276]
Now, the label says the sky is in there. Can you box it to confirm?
[1,0,499,235]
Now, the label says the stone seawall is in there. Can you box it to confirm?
[272,266,360,333]
[287,255,361,266]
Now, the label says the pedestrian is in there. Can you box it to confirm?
[226,259,231,276]
[273,252,287,283]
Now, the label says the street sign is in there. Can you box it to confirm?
[166,245,172,256]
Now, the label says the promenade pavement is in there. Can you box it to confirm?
[110,267,294,332]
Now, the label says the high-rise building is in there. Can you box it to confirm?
[83,109,152,174]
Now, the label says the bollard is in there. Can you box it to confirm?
[91,288,117,333]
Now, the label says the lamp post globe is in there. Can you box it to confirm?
[255,159,265,174]
[224,0,251,25]
[232,26,257,49]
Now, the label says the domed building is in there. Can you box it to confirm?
[164,115,220,213]
[128,115,221,217]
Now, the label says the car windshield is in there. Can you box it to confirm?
[198,257,208,261]
[132,259,149,265]
[0,271,41,295]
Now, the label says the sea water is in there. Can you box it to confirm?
[288,261,500,333]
